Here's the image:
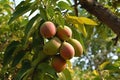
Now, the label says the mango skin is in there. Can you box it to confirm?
[40,21,56,38]
[60,42,75,60]
[43,37,61,55]
[52,56,66,73]
[57,26,72,41]
[68,38,83,57]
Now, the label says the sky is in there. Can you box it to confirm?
[10,0,22,6]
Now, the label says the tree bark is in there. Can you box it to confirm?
[79,0,120,37]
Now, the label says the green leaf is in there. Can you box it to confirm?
[39,7,48,20]
[14,59,31,80]
[43,74,56,80]
[8,2,32,24]
[94,76,101,80]
[57,1,73,10]
[104,63,119,71]
[113,61,120,67]
[116,48,120,53]
[3,4,11,14]
[15,1,26,10]
[66,0,72,5]
[38,63,58,80]
[62,68,72,80]
[24,14,40,35]
[24,14,40,46]
[12,50,26,67]
[29,6,37,16]
[46,6,55,19]
[85,25,94,39]
[55,12,64,26]
[27,1,38,16]
[106,41,112,50]
[3,41,20,66]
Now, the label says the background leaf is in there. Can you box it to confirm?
[99,61,110,70]
[8,2,32,24]
[14,59,31,80]
[3,41,20,66]
[12,50,26,67]
[24,14,40,47]
[57,1,73,10]
[24,14,40,35]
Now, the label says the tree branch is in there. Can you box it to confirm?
[74,0,78,16]
[79,0,120,37]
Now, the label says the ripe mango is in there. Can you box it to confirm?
[51,55,66,72]
[40,21,56,38]
[60,42,75,60]
[57,26,72,41]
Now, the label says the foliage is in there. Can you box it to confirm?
[0,0,120,80]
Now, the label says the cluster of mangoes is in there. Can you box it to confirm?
[40,21,83,72]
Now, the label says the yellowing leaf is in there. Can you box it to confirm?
[66,15,84,24]
[65,15,97,37]
[93,70,99,76]
[67,60,72,69]
[99,61,110,70]
[79,17,97,26]
[74,24,87,37]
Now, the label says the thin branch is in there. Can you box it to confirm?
[112,36,119,45]
[74,0,78,16]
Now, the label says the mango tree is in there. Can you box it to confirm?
[0,0,120,80]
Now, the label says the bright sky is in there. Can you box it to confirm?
[10,0,22,5]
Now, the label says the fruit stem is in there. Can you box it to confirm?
[23,51,48,79]
[32,50,48,67]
